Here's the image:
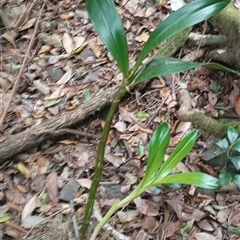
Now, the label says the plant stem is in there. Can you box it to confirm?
[80,81,128,237]
[90,181,145,239]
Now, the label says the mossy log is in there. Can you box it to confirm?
[177,89,240,138]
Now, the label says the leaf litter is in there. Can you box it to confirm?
[0,0,240,239]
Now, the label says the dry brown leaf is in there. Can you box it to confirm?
[208,91,218,106]
[57,69,73,85]
[77,178,92,189]
[45,85,64,100]
[160,87,171,98]
[38,45,52,55]
[134,197,160,216]
[229,82,240,105]
[59,12,75,20]
[21,195,41,221]
[140,32,149,42]
[234,96,240,116]
[114,121,127,132]
[228,207,240,227]
[19,18,36,31]
[188,77,209,92]
[58,140,78,145]
[2,31,17,48]
[63,33,73,55]
[5,190,26,205]
[160,221,182,238]
[17,162,31,179]
[45,172,59,204]
[73,36,85,50]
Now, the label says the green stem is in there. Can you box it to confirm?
[90,180,145,239]
[80,81,128,237]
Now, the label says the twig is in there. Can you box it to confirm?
[37,128,95,139]
[5,220,28,234]
[0,1,46,130]
[70,200,79,240]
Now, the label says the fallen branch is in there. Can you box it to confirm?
[0,84,120,163]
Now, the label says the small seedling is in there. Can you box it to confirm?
[216,126,240,188]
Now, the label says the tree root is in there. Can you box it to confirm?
[177,89,240,138]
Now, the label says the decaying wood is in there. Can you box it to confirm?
[0,84,120,163]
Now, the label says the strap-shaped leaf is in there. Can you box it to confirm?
[156,129,198,181]
[87,0,129,77]
[142,122,170,185]
[153,172,220,189]
[133,56,240,85]
[132,0,230,73]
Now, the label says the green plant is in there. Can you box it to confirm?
[90,123,220,239]
[80,0,239,237]
[216,126,240,188]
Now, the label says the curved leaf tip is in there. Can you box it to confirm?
[87,0,129,77]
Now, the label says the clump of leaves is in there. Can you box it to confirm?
[80,0,239,237]
[90,123,220,239]
[216,126,240,188]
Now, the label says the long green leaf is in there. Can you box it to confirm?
[153,172,220,189]
[157,130,198,181]
[87,0,129,77]
[131,0,230,74]
[134,56,240,84]
[142,122,170,185]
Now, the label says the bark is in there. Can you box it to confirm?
[211,2,240,70]
[0,84,120,163]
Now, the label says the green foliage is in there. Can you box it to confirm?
[90,123,220,239]
[86,0,129,77]
[216,126,240,170]
[82,0,238,237]
[216,126,240,188]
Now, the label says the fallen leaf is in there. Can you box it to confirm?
[21,195,41,220]
[63,33,73,54]
[21,215,46,229]
[17,162,31,179]
[57,69,73,85]
[2,31,17,48]
[19,18,36,31]
[234,96,240,116]
[134,197,160,216]
[38,45,52,55]
[45,172,59,204]
[59,12,75,20]
[117,210,138,223]
[5,190,25,205]
[114,121,127,132]
[77,178,92,189]
[208,91,218,106]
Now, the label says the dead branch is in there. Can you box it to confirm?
[0,84,120,163]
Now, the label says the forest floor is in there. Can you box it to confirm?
[0,0,240,239]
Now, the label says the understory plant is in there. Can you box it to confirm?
[90,122,220,239]
[80,0,239,237]
[216,126,240,188]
